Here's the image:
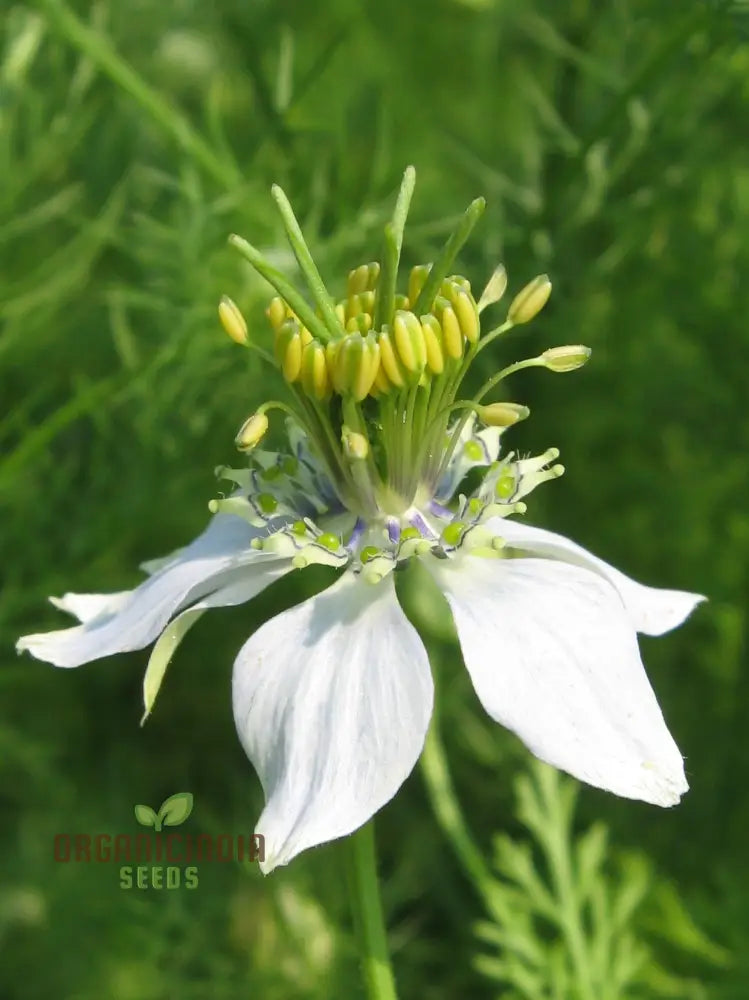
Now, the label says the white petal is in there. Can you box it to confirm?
[49,592,132,623]
[141,559,294,722]
[16,512,269,668]
[426,554,688,807]
[490,518,705,636]
[232,572,433,872]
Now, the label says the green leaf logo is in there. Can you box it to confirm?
[134,792,194,832]
[134,803,158,828]
[157,792,193,829]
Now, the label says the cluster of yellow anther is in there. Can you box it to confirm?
[265,263,481,403]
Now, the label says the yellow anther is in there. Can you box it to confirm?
[355,335,381,401]
[267,296,288,331]
[300,327,313,347]
[325,339,341,388]
[334,334,360,394]
[436,299,463,359]
[346,293,363,321]
[452,288,480,343]
[218,296,248,345]
[274,319,303,382]
[371,364,392,397]
[333,333,380,401]
[420,314,445,374]
[367,262,381,287]
[478,402,530,427]
[393,310,427,374]
[507,274,552,325]
[408,264,431,304]
[301,340,329,400]
[360,290,376,314]
[448,274,471,293]
[394,293,410,311]
[235,412,269,452]
[347,261,380,296]
[347,264,371,296]
[378,329,406,388]
[335,302,346,326]
[541,345,591,372]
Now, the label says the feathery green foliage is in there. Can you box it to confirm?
[2,1,749,997]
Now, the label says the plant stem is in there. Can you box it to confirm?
[420,720,494,902]
[345,822,398,1000]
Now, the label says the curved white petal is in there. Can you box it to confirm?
[49,591,132,623]
[141,558,295,722]
[232,572,433,873]
[16,513,270,668]
[490,518,705,636]
[426,554,688,807]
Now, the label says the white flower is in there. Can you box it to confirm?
[17,416,703,872]
[17,175,704,872]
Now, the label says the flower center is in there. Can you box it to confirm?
[216,167,591,581]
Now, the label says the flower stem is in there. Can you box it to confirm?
[420,720,494,902]
[345,822,398,1000]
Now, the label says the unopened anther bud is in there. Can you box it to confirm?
[393,310,427,375]
[378,329,407,388]
[420,314,445,374]
[541,345,591,373]
[507,274,552,325]
[477,264,508,313]
[301,340,329,400]
[478,402,530,427]
[371,364,392,397]
[346,293,363,321]
[452,288,480,343]
[408,264,431,305]
[342,427,369,461]
[360,290,376,315]
[235,412,269,452]
[348,261,380,297]
[347,264,371,297]
[435,299,463,360]
[267,296,288,331]
[335,332,380,401]
[274,320,303,382]
[218,296,248,345]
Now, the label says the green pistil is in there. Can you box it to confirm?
[374,167,416,330]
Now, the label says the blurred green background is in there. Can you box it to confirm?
[2,1,748,997]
